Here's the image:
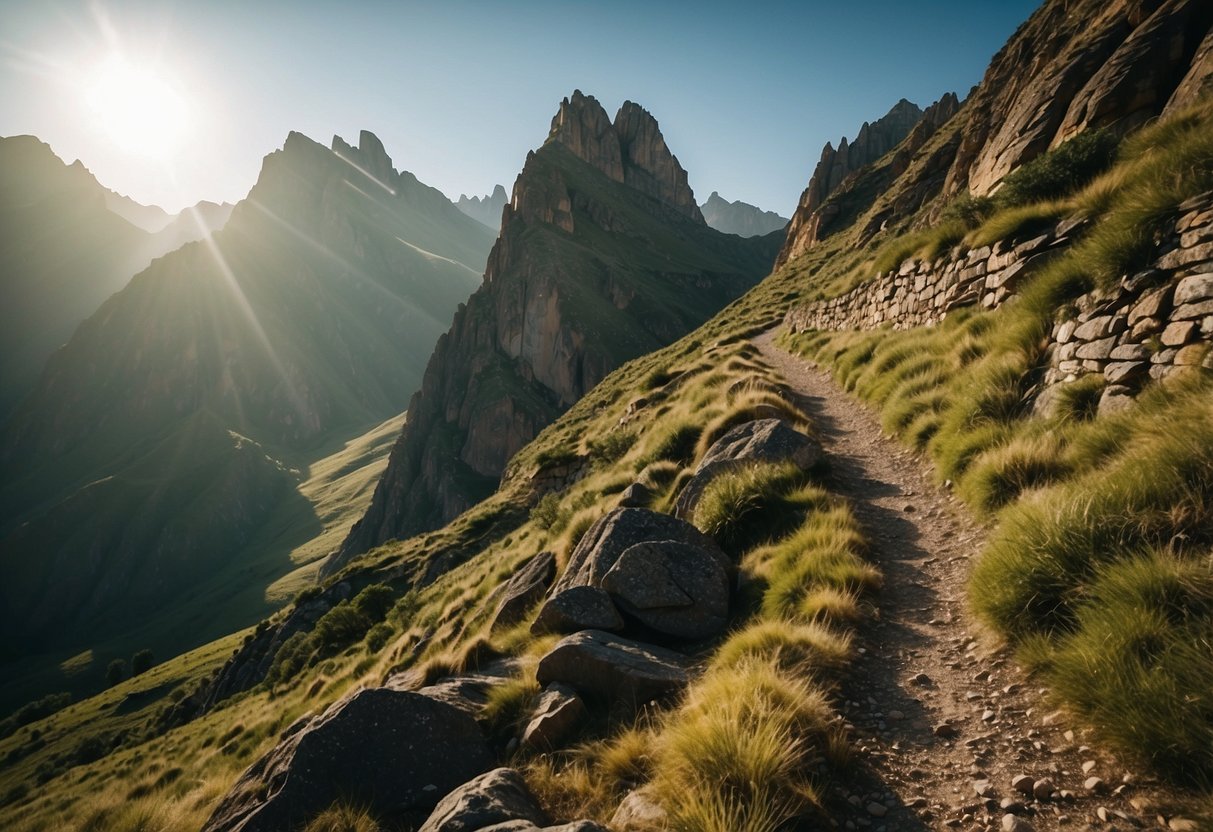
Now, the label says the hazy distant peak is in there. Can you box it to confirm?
[701,190,789,237]
[454,184,508,231]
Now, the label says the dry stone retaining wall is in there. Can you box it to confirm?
[784,191,1213,413]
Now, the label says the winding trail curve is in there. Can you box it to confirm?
[753,330,1181,832]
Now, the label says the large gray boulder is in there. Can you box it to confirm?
[552,508,727,595]
[202,689,493,832]
[418,768,548,832]
[602,540,730,639]
[536,630,688,705]
[491,552,557,631]
[531,586,624,635]
[673,419,822,520]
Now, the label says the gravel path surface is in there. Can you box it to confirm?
[754,330,1190,832]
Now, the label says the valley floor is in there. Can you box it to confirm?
[755,331,1195,831]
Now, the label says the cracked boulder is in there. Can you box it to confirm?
[491,551,557,631]
[536,629,688,706]
[552,508,727,594]
[531,586,624,635]
[602,539,729,639]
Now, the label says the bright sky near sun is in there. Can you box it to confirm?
[0,0,1037,216]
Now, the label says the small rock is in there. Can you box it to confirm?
[1168,819,1200,832]
[1096,807,1110,823]
[1000,798,1025,813]
[520,683,585,750]
[910,673,932,686]
[1082,760,1097,774]
[1032,778,1054,801]
[1083,776,1108,795]
[867,803,888,818]
[1011,775,1035,796]
[935,723,959,739]
[975,781,995,798]
[1002,813,1033,832]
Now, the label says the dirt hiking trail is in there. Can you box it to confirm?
[753,330,1193,832]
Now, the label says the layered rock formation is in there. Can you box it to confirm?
[332,91,776,569]
[455,183,509,231]
[944,0,1213,199]
[0,129,495,664]
[700,191,789,237]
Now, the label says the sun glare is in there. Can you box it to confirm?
[84,55,189,159]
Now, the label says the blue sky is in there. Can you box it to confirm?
[0,0,1037,215]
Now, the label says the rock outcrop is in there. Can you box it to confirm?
[490,551,557,631]
[332,92,776,571]
[700,191,789,237]
[532,586,625,635]
[944,0,1213,198]
[552,508,728,595]
[202,689,494,832]
[418,768,550,832]
[601,540,731,639]
[520,683,586,749]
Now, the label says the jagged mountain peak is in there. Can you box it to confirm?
[544,90,704,222]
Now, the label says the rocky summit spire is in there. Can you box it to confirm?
[547,90,704,223]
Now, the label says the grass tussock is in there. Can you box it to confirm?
[691,462,822,556]
[302,803,383,832]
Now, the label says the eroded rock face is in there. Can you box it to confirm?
[202,689,493,832]
[418,768,549,832]
[946,0,1213,198]
[673,419,823,521]
[601,540,730,639]
[552,508,727,595]
[536,629,689,705]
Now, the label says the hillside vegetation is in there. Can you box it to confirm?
[784,95,1213,780]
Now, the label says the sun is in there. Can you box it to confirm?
[84,55,189,159]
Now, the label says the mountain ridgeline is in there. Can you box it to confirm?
[0,130,494,670]
[332,92,780,569]
[0,136,233,413]
[699,191,788,237]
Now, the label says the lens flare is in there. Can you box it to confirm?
[84,55,189,159]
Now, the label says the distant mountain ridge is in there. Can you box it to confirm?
[455,184,508,231]
[332,90,778,569]
[0,128,495,671]
[0,136,233,412]
[700,191,788,237]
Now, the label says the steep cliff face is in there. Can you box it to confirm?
[777,0,1212,265]
[945,0,1213,197]
[0,129,494,659]
[701,191,789,237]
[332,92,776,570]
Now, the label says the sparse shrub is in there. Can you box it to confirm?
[105,659,127,688]
[588,428,636,466]
[0,691,71,740]
[940,193,996,227]
[352,584,395,621]
[313,601,373,650]
[266,631,313,687]
[994,128,1118,207]
[302,803,383,832]
[364,622,394,653]
[529,492,561,529]
[131,649,154,676]
[642,419,701,465]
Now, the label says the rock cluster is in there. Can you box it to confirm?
[787,191,1213,414]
